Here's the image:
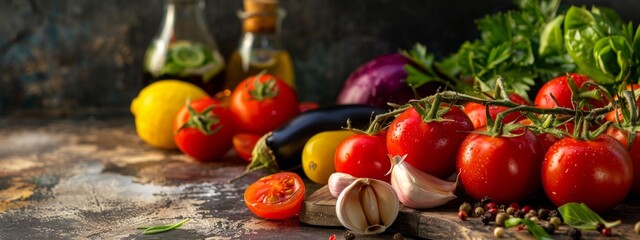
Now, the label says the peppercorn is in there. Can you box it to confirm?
[344,232,355,240]
[514,209,525,218]
[528,216,539,225]
[459,202,472,214]
[474,202,483,211]
[549,217,562,228]
[635,221,640,234]
[548,209,559,219]
[524,212,534,220]
[568,228,582,240]
[521,205,533,215]
[458,210,468,221]
[527,209,538,217]
[601,227,612,237]
[542,222,555,234]
[495,212,509,226]
[506,207,515,216]
[494,227,505,238]
[481,214,491,225]
[487,208,498,217]
[393,232,403,240]
[538,208,550,220]
[481,196,492,205]
[484,211,496,222]
[474,207,485,217]
[509,202,520,210]
[485,202,497,211]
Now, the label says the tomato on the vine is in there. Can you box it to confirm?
[606,127,640,196]
[232,133,261,162]
[542,135,633,212]
[605,84,640,123]
[244,172,305,220]
[335,132,391,182]
[457,129,544,204]
[534,73,608,109]
[464,93,530,129]
[174,97,235,162]
[387,105,473,179]
[230,74,300,135]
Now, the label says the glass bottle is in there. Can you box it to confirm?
[143,0,225,95]
[224,0,294,93]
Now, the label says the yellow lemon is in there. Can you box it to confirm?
[130,80,209,149]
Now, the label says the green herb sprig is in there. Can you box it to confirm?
[137,218,190,235]
[558,202,622,230]
[505,217,554,240]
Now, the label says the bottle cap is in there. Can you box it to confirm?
[242,0,278,33]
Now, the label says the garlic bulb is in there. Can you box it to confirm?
[328,172,357,198]
[335,178,399,235]
[389,154,457,209]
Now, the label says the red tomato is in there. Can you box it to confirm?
[534,73,608,109]
[387,105,474,179]
[606,127,640,196]
[335,132,391,182]
[464,93,530,129]
[174,97,235,162]
[457,129,544,204]
[244,172,305,220]
[542,135,633,212]
[230,74,300,135]
[605,84,640,123]
[233,133,261,162]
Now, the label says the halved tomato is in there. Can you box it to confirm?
[244,172,305,220]
[233,133,261,162]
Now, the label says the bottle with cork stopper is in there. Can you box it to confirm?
[223,0,294,94]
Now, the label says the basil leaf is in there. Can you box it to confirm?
[565,6,615,84]
[138,218,190,235]
[540,15,565,57]
[558,203,621,230]
[505,218,554,240]
[633,25,640,62]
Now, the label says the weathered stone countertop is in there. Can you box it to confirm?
[0,118,394,239]
[1,118,639,240]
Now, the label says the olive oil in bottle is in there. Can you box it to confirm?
[224,0,294,93]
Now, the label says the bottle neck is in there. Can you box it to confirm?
[160,0,215,46]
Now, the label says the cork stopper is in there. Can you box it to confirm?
[242,0,278,33]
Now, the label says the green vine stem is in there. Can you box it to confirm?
[369,77,618,135]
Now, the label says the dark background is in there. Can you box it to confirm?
[1,0,639,116]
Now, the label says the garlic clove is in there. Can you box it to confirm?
[336,178,399,235]
[341,184,369,231]
[371,180,399,227]
[360,183,381,225]
[389,155,458,209]
[328,172,357,198]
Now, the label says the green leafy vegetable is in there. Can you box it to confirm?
[406,0,575,98]
[564,6,639,86]
[137,218,190,235]
[558,202,621,230]
[505,217,554,240]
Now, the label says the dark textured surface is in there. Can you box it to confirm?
[1,0,640,114]
[0,119,407,239]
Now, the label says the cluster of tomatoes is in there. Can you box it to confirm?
[174,73,301,162]
[328,73,639,214]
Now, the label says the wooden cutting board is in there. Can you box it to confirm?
[299,186,640,239]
